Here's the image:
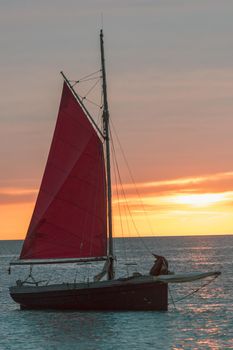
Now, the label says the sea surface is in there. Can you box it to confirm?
[0,236,232,350]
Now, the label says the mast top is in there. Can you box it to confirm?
[100,29,109,137]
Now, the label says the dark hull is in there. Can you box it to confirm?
[10,278,168,311]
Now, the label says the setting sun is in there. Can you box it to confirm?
[168,192,230,207]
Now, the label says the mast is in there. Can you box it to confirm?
[100,29,114,280]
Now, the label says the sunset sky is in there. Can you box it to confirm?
[1,1,233,239]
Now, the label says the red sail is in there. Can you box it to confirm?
[20,82,107,259]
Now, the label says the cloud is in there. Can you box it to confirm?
[112,171,233,218]
[113,171,233,197]
[0,188,37,205]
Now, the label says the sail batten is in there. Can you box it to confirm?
[20,82,107,260]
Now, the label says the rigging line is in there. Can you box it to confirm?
[111,131,144,269]
[70,70,102,84]
[111,135,133,259]
[73,89,102,108]
[110,139,128,265]
[72,76,102,87]
[111,134,150,253]
[110,130,130,245]
[168,285,177,309]
[61,71,104,139]
[171,275,219,304]
[109,129,152,255]
[110,120,155,237]
[84,78,101,98]
[81,96,102,108]
[112,149,125,240]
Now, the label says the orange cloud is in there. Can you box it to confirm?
[0,188,38,205]
[112,171,233,236]
[113,171,233,197]
[1,171,233,239]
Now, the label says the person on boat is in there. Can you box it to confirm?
[149,254,169,276]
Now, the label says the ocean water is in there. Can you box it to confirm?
[0,236,232,350]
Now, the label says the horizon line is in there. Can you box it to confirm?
[1,232,233,241]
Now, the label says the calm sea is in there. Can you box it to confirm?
[0,236,232,350]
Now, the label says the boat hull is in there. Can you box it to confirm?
[10,278,168,311]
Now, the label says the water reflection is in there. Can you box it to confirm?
[1,236,232,350]
[4,308,224,350]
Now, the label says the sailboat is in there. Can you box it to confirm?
[9,30,220,311]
